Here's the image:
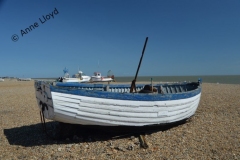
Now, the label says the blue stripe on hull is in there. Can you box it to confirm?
[50,85,201,101]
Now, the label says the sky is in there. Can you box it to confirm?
[0,0,240,78]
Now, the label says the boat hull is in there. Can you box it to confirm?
[62,78,90,83]
[34,81,201,126]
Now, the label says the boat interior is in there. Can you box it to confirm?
[53,81,200,94]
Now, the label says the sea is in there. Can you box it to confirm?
[115,75,240,84]
[34,75,240,84]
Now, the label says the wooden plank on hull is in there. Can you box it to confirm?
[79,101,168,113]
[77,106,158,118]
[53,101,80,109]
[53,96,80,104]
[75,107,196,124]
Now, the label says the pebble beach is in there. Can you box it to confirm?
[0,80,239,159]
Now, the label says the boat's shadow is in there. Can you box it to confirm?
[4,119,188,147]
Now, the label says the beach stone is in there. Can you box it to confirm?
[115,145,127,152]
[127,144,134,151]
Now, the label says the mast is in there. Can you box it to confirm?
[130,37,148,93]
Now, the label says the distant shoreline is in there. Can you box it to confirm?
[1,75,239,84]
[29,75,240,84]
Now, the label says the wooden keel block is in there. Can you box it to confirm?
[139,134,148,149]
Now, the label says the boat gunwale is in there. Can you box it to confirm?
[47,82,201,101]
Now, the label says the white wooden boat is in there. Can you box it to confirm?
[0,78,4,82]
[91,72,113,82]
[34,79,202,126]
[61,71,91,83]
[59,68,91,83]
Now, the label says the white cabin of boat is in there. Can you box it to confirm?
[91,72,113,82]
[61,68,91,83]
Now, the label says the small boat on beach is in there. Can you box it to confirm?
[34,80,202,126]
[90,72,113,82]
[34,37,202,127]
[59,68,91,83]
[61,71,91,83]
[0,78,4,82]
